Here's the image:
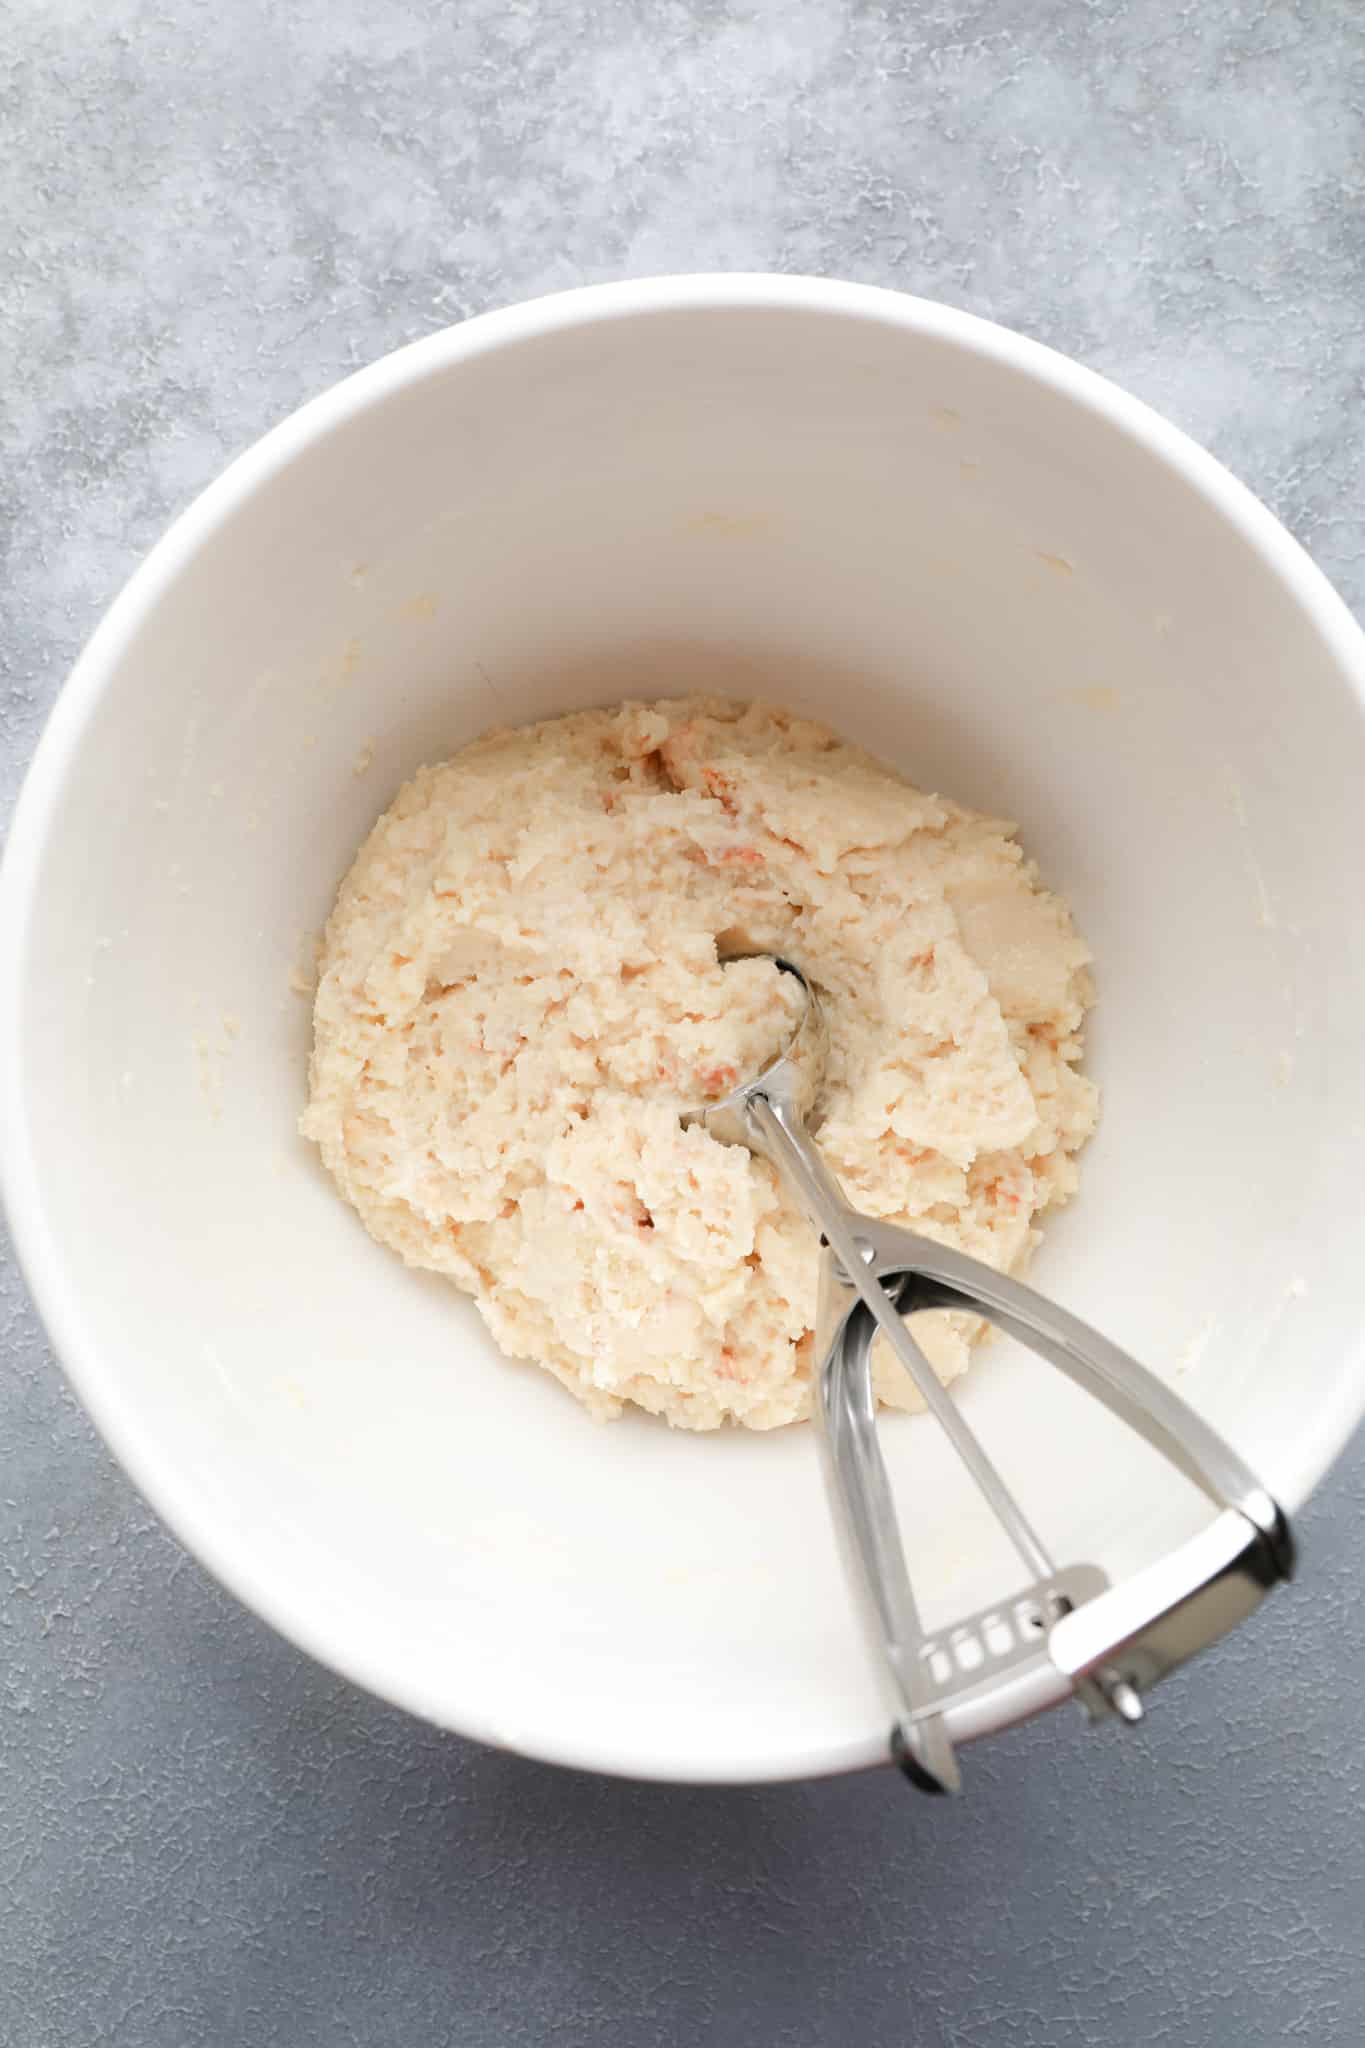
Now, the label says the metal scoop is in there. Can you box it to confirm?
[690,957,1293,1793]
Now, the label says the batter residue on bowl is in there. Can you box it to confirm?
[302,698,1097,1428]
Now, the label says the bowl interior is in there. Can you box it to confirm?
[9,285,1365,1779]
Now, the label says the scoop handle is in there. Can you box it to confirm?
[746,1094,1057,1589]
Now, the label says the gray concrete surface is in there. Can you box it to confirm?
[3,3,1364,2042]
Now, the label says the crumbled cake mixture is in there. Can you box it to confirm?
[303,699,1097,1428]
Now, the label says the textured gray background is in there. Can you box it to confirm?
[3,2,1365,2043]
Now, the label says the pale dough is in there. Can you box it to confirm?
[302,699,1098,1428]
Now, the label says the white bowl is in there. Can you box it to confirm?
[4,276,1365,1783]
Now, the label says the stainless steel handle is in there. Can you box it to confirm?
[749,1099,1059,1593]
[748,1094,1292,1787]
[695,960,1293,1793]
[814,1228,1292,1784]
